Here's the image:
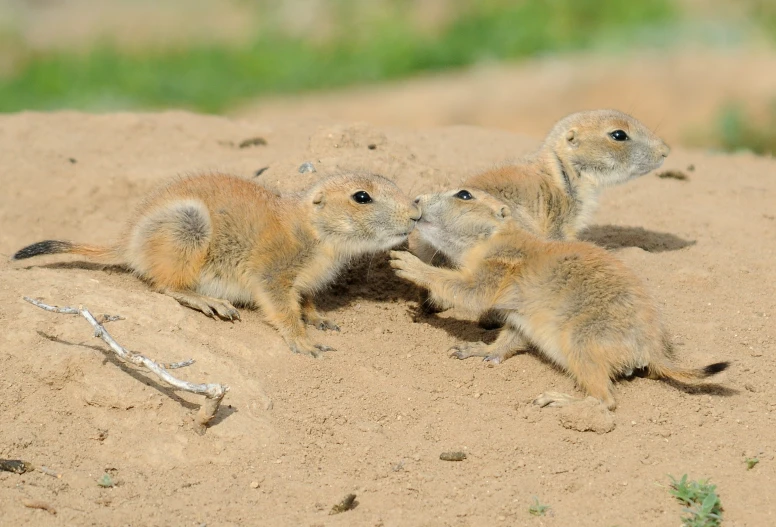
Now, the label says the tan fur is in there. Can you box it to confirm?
[391,189,727,410]
[465,108,670,240]
[63,244,119,261]
[411,109,670,320]
[15,172,421,357]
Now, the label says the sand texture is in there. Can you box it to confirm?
[0,111,774,526]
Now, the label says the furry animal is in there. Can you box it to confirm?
[391,188,727,409]
[411,109,670,325]
[14,172,421,357]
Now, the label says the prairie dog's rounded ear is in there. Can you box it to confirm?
[497,206,511,219]
[566,128,579,148]
[312,191,325,207]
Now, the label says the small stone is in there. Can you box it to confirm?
[299,162,316,173]
[440,451,467,461]
[238,137,267,148]
[498,515,506,521]
[656,170,689,181]
[250,481,260,489]
[0,459,33,474]
[329,494,358,515]
[745,383,757,392]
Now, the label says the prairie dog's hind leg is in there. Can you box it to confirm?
[128,200,240,320]
[534,350,617,410]
[478,309,506,330]
[128,199,211,290]
[450,325,528,365]
[164,290,240,320]
[533,392,585,408]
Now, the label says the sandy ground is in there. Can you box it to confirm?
[0,110,775,527]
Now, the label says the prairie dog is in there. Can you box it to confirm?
[465,108,669,240]
[390,188,727,410]
[412,108,670,323]
[14,172,421,357]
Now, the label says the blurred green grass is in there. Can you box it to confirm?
[751,0,776,38]
[700,0,776,156]
[710,104,776,156]
[0,0,677,113]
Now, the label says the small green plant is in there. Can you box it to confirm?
[528,496,550,517]
[745,457,759,470]
[668,474,723,527]
[97,473,115,488]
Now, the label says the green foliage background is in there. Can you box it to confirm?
[0,0,677,113]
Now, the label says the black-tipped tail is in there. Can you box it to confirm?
[12,240,75,260]
[702,362,730,377]
[650,359,730,383]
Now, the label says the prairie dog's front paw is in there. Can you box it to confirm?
[389,250,422,266]
[389,250,428,285]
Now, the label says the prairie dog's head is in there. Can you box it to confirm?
[545,109,670,187]
[414,189,511,264]
[307,172,421,254]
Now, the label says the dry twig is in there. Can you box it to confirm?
[23,296,229,433]
[22,499,56,515]
[39,466,62,479]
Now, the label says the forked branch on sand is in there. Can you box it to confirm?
[23,296,229,433]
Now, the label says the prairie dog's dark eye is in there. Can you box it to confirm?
[609,130,629,141]
[454,190,474,200]
[352,191,372,204]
